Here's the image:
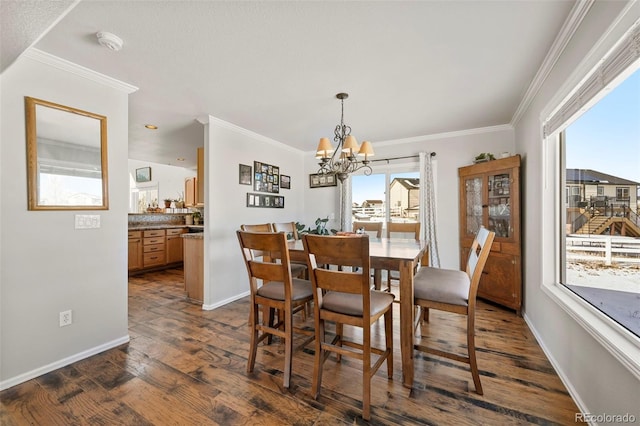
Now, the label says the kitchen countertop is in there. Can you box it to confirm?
[128,224,204,231]
[182,233,203,239]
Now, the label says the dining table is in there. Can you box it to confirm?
[287,237,429,388]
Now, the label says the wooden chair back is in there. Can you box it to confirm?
[240,223,273,232]
[352,221,382,238]
[465,226,495,302]
[387,221,420,239]
[303,234,370,299]
[272,221,299,240]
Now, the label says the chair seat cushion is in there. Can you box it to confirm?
[257,278,313,301]
[322,290,394,316]
[290,263,307,277]
[413,267,470,306]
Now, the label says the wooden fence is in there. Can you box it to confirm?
[566,235,640,266]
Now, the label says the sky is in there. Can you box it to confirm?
[565,68,640,183]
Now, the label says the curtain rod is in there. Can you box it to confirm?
[369,152,436,164]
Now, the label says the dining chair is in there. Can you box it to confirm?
[412,226,495,394]
[236,230,314,388]
[272,221,300,240]
[385,222,421,291]
[241,223,306,278]
[302,234,394,421]
[352,221,382,238]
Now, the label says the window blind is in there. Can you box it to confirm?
[543,23,640,137]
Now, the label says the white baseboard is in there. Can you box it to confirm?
[0,335,130,391]
[522,313,591,423]
[202,290,250,310]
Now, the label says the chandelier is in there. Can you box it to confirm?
[315,93,374,182]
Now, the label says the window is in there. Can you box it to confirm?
[351,165,420,232]
[616,187,630,201]
[542,20,640,377]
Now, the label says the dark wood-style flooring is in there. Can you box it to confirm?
[1,268,583,425]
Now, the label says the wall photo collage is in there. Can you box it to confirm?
[241,160,290,209]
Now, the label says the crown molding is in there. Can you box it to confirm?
[372,124,513,148]
[198,114,302,153]
[511,0,595,126]
[24,48,138,94]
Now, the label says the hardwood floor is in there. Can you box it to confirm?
[1,268,583,425]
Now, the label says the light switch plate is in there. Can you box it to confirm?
[75,214,101,229]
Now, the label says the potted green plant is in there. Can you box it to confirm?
[192,210,202,225]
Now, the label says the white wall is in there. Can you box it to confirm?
[303,127,515,269]
[128,159,196,210]
[0,54,131,388]
[202,117,306,308]
[515,0,639,420]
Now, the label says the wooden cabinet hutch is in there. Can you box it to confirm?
[458,155,522,315]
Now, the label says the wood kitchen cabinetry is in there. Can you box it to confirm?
[143,229,166,268]
[128,227,187,274]
[166,228,186,263]
[128,231,143,271]
[183,236,203,302]
[458,155,522,315]
[184,147,205,207]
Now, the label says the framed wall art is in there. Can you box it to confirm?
[253,161,280,193]
[309,173,337,188]
[280,175,291,189]
[246,193,284,209]
[239,164,252,185]
[135,167,151,183]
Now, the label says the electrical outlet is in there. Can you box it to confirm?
[59,310,72,327]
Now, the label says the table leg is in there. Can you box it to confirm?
[399,259,414,388]
[373,269,382,290]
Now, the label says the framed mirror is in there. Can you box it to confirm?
[25,97,109,210]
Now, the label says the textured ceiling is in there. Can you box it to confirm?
[2,1,577,169]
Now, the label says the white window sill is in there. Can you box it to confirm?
[542,281,640,380]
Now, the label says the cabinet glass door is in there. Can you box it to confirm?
[464,176,483,235]
[487,172,511,238]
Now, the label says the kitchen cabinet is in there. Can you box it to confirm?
[185,176,197,207]
[128,231,143,271]
[143,229,166,268]
[166,228,186,264]
[458,155,521,314]
[183,236,203,302]
[197,147,204,206]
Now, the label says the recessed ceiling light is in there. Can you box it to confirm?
[145,124,158,130]
[177,157,185,161]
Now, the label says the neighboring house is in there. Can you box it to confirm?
[565,169,640,236]
[389,177,419,219]
[565,169,639,209]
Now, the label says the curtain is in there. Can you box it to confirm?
[340,176,352,232]
[419,152,440,267]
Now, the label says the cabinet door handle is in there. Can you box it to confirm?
[482,204,488,208]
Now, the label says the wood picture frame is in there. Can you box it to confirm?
[239,164,252,185]
[309,173,337,188]
[136,167,151,183]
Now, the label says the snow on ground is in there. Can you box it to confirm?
[566,261,640,293]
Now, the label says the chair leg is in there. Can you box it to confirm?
[384,308,393,379]
[362,323,371,421]
[283,307,293,388]
[311,318,325,399]
[247,303,259,374]
[467,315,483,395]
[335,322,343,362]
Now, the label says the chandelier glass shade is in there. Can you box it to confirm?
[315,93,374,182]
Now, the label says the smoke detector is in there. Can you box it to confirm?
[96,31,123,51]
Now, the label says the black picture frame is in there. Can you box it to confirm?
[135,167,151,182]
[280,175,291,189]
[309,173,337,188]
[246,192,284,209]
[239,164,252,185]
[253,161,280,193]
